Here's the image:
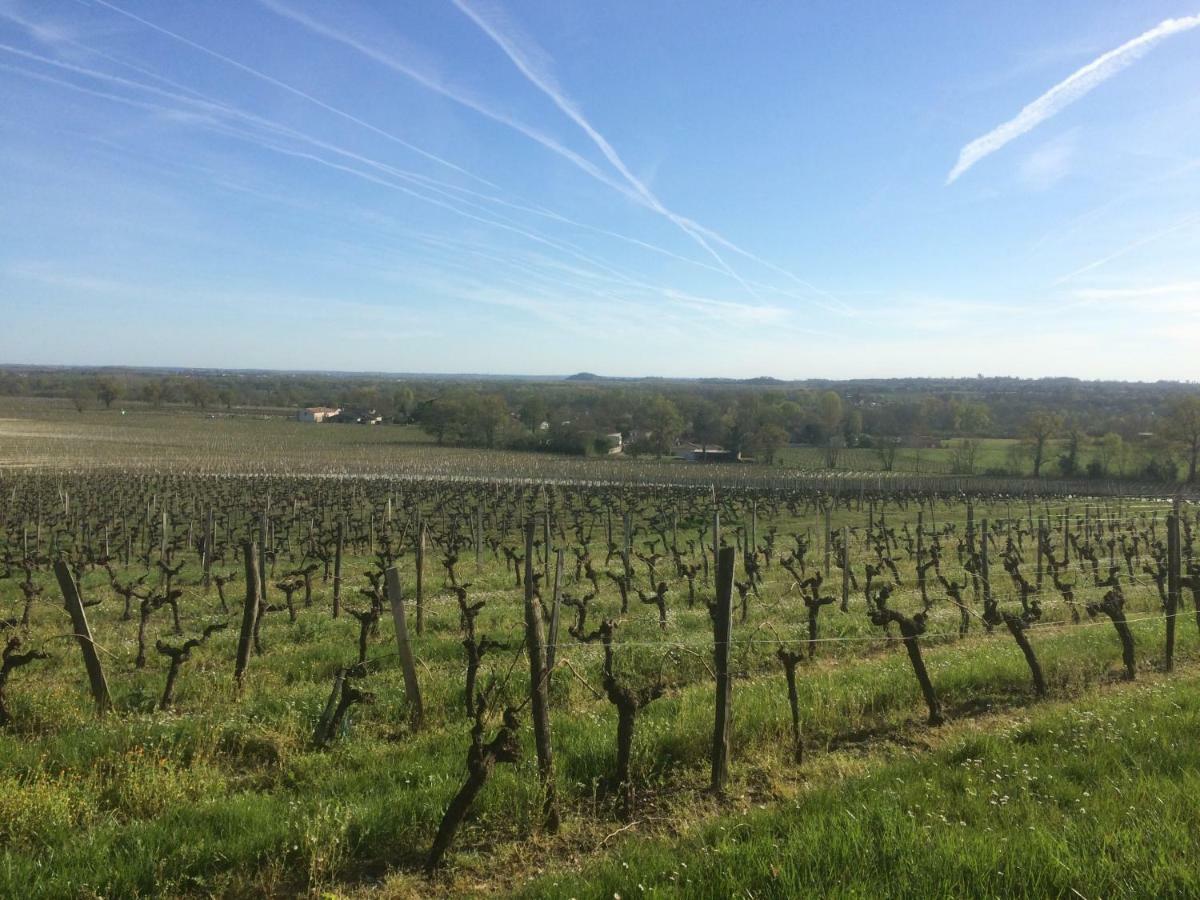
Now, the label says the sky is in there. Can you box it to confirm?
[1,0,1199,380]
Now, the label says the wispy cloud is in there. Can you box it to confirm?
[947,13,1200,184]
[445,0,757,293]
[1053,212,1200,284]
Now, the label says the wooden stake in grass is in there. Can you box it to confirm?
[709,545,735,794]
[415,518,425,635]
[546,548,563,673]
[332,521,343,619]
[234,541,260,693]
[385,567,423,730]
[53,560,111,715]
[1166,505,1180,672]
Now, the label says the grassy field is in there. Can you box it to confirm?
[0,405,1196,897]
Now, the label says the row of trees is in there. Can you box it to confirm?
[7,367,1200,481]
[1018,400,1200,482]
[410,388,843,461]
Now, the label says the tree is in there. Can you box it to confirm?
[1165,396,1200,483]
[70,384,94,413]
[875,436,901,471]
[843,409,863,447]
[1055,418,1085,477]
[951,439,980,474]
[951,400,991,434]
[690,400,725,454]
[473,394,510,449]
[183,380,216,410]
[94,376,122,409]
[818,391,843,467]
[392,385,416,421]
[749,424,789,464]
[413,398,458,445]
[141,380,165,408]
[518,394,547,432]
[637,396,683,457]
[1022,410,1062,477]
[817,391,843,440]
[1094,432,1124,478]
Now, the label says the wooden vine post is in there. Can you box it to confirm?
[523,519,560,831]
[712,504,721,580]
[981,519,991,607]
[823,500,831,578]
[475,503,484,574]
[841,525,850,611]
[258,513,269,604]
[1036,516,1045,593]
[709,546,735,795]
[234,541,260,692]
[545,547,564,673]
[332,521,343,619]
[202,506,214,590]
[53,561,111,715]
[415,518,426,635]
[385,567,424,730]
[1166,499,1181,672]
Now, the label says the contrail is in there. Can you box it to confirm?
[3,23,741,308]
[259,0,769,299]
[43,0,832,318]
[947,13,1200,184]
[70,0,760,279]
[81,0,503,190]
[444,0,766,297]
[254,0,645,206]
[4,31,803,333]
[1052,212,1200,284]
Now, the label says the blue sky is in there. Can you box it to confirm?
[2,0,1199,379]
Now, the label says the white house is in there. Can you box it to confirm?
[297,407,341,423]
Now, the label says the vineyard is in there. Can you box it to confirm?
[2,448,1199,898]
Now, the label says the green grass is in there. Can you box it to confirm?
[518,669,1200,899]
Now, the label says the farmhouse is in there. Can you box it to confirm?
[677,443,739,463]
[334,408,384,425]
[296,406,341,423]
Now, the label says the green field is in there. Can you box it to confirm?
[0,405,1196,898]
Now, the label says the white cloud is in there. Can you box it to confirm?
[947,14,1200,184]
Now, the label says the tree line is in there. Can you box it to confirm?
[2,367,1198,481]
